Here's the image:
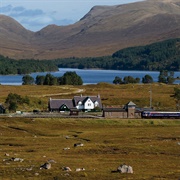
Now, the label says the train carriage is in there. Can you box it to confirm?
[142,111,180,119]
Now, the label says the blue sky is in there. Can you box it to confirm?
[0,0,143,32]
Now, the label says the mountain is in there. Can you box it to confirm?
[0,15,34,58]
[0,0,180,60]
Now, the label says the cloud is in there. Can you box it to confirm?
[0,5,44,17]
[0,4,13,13]
[11,9,45,17]
[0,4,75,31]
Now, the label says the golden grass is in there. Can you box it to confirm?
[83,83,179,110]
[0,83,179,111]
[0,79,179,179]
[0,117,180,179]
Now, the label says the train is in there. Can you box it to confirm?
[141,111,180,119]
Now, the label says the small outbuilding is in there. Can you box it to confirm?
[103,101,142,118]
[69,108,79,116]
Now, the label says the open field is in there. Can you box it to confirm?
[0,117,180,180]
[0,83,179,112]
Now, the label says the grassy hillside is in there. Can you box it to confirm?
[0,38,179,74]
[0,117,179,179]
[55,38,180,71]
[0,83,179,112]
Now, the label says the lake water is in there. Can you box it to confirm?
[0,68,180,85]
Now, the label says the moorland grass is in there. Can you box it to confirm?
[0,83,179,112]
[0,117,180,179]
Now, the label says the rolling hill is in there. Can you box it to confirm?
[0,0,180,60]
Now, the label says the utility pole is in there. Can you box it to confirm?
[149,84,152,109]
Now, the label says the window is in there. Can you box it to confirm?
[94,101,99,107]
[78,101,82,105]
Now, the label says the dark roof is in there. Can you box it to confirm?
[124,101,136,110]
[126,101,136,106]
[70,108,79,112]
[73,95,102,108]
[103,108,126,112]
[49,99,74,109]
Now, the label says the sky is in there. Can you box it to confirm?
[0,0,144,32]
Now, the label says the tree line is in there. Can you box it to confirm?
[22,71,83,85]
[0,55,58,75]
[54,38,180,71]
[0,38,179,75]
[113,70,176,84]
[23,70,176,86]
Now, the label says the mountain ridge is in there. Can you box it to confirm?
[0,0,180,59]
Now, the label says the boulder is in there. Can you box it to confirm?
[40,162,51,170]
[74,143,84,147]
[117,164,133,173]
[75,168,85,172]
[11,157,24,162]
[62,166,72,171]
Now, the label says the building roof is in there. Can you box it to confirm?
[73,95,102,108]
[103,108,126,112]
[126,101,136,106]
[49,99,74,109]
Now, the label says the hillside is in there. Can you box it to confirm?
[0,38,179,73]
[0,0,180,59]
[53,38,180,71]
[0,15,34,58]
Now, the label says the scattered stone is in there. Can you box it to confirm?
[65,136,70,139]
[75,168,85,172]
[11,157,24,162]
[5,153,9,156]
[40,162,51,170]
[26,167,33,171]
[74,143,84,147]
[35,173,39,176]
[62,167,72,171]
[177,142,180,145]
[63,147,70,150]
[117,164,133,174]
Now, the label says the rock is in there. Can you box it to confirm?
[75,168,85,172]
[117,164,133,173]
[63,147,70,150]
[62,167,72,171]
[11,157,24,162]
[65,136,70,139]
[26,167,33,171]
[40,162,51,169]
[74,143,84,147]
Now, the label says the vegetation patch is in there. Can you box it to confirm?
[0,117,179,179]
